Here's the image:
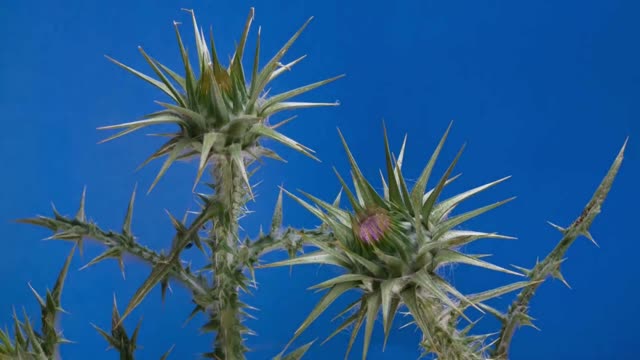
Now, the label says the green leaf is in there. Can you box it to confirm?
[309,274,371,291]
[249,26,261,97]
[117,261,173,326]
[147,140,190,194]
[299,189,350,225]
[432,197,516,240]
[410,122,452,212]
[337,129,384,208]
[193,132,220,187]
[260,251,345,268]
[156,61,186,90]
[75,187,87,222]
[123,185,137,238]
[261,75,344,111]
[382,295,400,350]
[322,310,361,345]
[288,282,355,348]
[268,55,306,83]
[138,47,187,107]
[282,188,328,222]
[261,101,340,118]
[160,345,175,360]
[52,245,76,302]
[271,188,284,234]
[467,281,538,305]
[414,270,469,321]
[229,8,254,101]
[422,143,466,224]
[434,249,522,276]
[332,167,362,213]
[80,246,123,272]
[156,101,206,129]
[382,124,402,204]
[252,124,318,161]
[426,230,515,252]
[345,306,366,360]
[249,17,314,108]
[172,21,196,105]
[274,340,315,360]
[431,176,511,223]
[106,55,182,104]
[362,292,381,360]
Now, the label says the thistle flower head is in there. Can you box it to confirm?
[266,123,524,359]
[98,8,343,192]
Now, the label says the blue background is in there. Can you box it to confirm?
[1,0,638,359]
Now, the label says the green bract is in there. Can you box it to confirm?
[99,8,342,193]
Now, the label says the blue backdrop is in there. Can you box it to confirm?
[1,1,638,359]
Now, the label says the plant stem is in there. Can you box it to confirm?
[210,155,250,359]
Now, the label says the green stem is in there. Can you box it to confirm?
[210,155,250,359]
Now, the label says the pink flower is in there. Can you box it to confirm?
[356,210,390,244]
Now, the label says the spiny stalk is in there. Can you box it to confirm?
[491,138,627,359]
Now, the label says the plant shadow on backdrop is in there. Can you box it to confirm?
[4,8,627,360]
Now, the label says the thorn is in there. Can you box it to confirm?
[582,230,599,247]
[76,187,87,222]
[551,269,571,289]
[119,257,126,280]
[546,221,566,233]
[511,265,532,277]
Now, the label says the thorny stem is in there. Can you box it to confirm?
[22,215,208,297]
[492,140,626,359]
[210,156,251,359]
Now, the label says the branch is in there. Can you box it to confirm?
[17,200,208,299]
[492,139,627,358]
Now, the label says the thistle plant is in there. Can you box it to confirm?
[6,7,626,360]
